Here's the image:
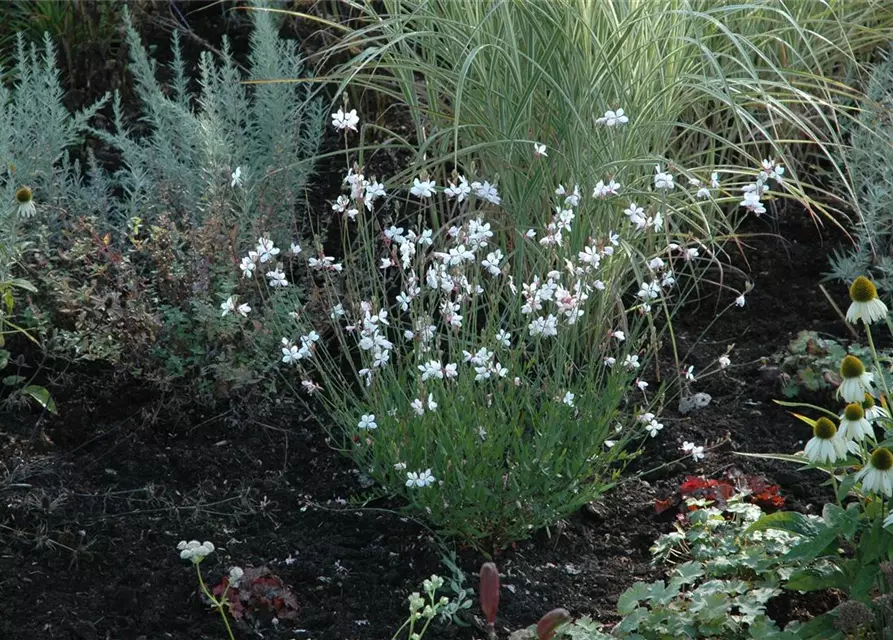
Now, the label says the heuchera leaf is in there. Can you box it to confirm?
[536,608,571,640]
[479,562,500,625]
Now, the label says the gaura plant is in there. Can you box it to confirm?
[221,103,767,548]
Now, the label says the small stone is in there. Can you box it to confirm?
[678,392,712,414]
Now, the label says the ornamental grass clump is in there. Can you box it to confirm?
[226,104,757,548]
[311,0,892,236]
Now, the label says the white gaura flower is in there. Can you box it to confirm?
[237,303,251,317]
[471,180,501,205]
[635,379,648,391]
[419,360,444,381]
[406,469,436,488]
[281,342,302,365]
[858,447,893,497]
[838,355,874,403]
[681,441,705,461]
[256,237,280,263]
[15,186,36,218]
[645,419,663,438]
[444,176,471,202]
[562,392,575,407]
[611,330,625,341]
[596,108,629,127]
[301,380,322,395]
[365,180,386,210]
[683,365,695,382]
[266,269,288,287]
[358,414,377,430]
[711,172,720,189]
[804,417,846,463]
[603,356,616,367]
[495,329,511,348]
[426,393,438,411]
[230,167,243,188]
[741,190,766,216]
[220,296,237,316]
[331,107,359,132]
[863,393,889,421]
[592,179,620,198]
[290,242,302,256]
[239,254,257,278]
[718,355,731,369]
[229,566,244,586]
[846,276,888,325]
[533,142,548,157]
[654,165,674,191]
[623,354,640,370]
[735,294,746,308]
[410,398,425,416]
[411,177,436,199]
[839,402,874,443]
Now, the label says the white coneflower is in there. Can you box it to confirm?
[846,276,888,325]
[804,417,845,464]
[839,402,874,443]
[838,355,874,403]
[858,447,893,497]
[15,186,36,218]
[863,393,889,421]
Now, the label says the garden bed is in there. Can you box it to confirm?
[0,209,850,640]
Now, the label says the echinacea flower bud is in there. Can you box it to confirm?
[479,563,500,626]
[847,276,888,325]
[536,608,571,640]
[858,447,893,496]
[804,417,845,464]
[838,356,874,403]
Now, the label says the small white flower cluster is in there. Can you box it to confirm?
[177,539,215,564]
[281,331,320,365]
[623,201,663,233]
[687,172,720,199]
[331,107,359,132]
[681,441,705,461]
[220,295,251,318]
[596,108,629,127]
[638,412,664,438]
[406,468,436,488]
[239,236,291,287]
[740,158,784,216]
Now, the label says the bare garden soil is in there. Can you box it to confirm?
[0,207,855,640]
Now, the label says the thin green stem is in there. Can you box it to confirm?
[866,324,891,401]
[195,563,236,640]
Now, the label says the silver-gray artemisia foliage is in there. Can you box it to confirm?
[828,50,893,296]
